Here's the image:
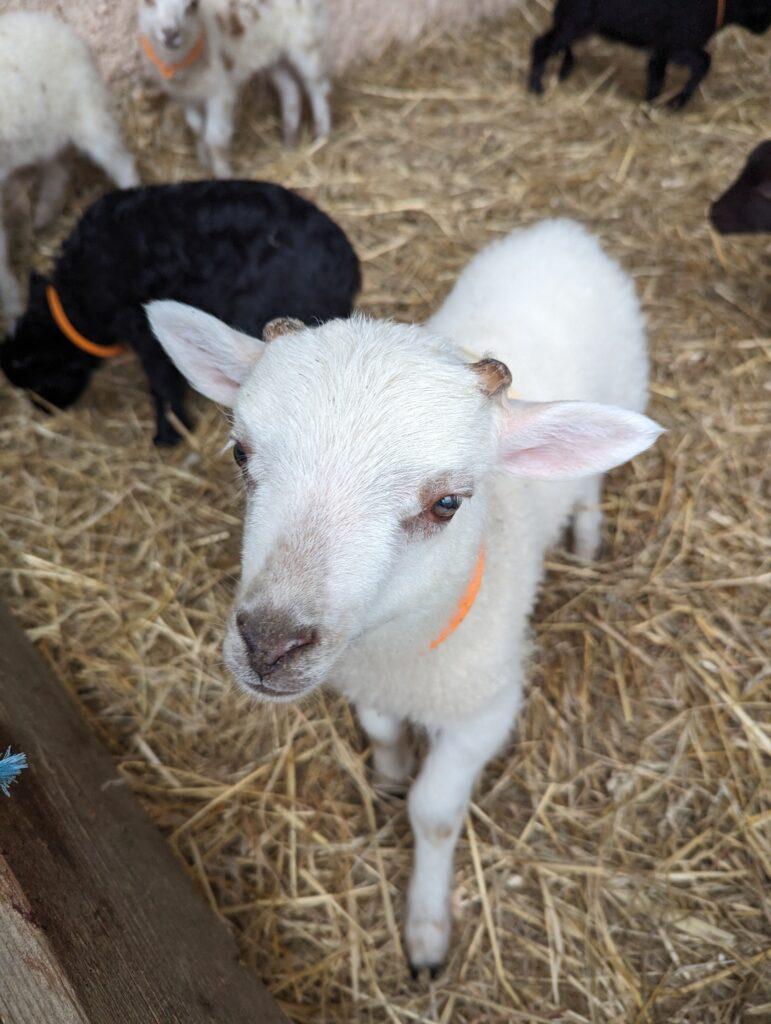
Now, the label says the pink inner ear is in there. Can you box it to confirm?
[500,401,662,480]
[502,442,581,476]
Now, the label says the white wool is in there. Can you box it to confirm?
[137,0,330,175]
[147,218,661,970]
[0,11,137,321]
[329,219,650,722]
[6,1,526,83]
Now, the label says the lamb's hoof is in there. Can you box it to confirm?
[527,76,545,96]
[667,92,690,111]
[573,543,600,562]
[372,748,415,790]
[405,917,450,977]
[373,772,410,797]
[409,960,444,981]
[153,428,182,448]
[210,154,233,179]
[170,404,194,433]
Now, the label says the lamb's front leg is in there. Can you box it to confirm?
[357,705,414,786]
[405,684,522,975]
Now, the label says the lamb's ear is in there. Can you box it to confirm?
[145,301,264,407]
[498,400,663,479]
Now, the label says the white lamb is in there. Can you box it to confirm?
[138,0,331,177]
[0,11,138,325]
[147,219,663,973]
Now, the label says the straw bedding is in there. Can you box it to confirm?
[1,6,769,1023]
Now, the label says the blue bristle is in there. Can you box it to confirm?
[0,746,28,797]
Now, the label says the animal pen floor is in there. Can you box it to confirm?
[1,7,769,1024]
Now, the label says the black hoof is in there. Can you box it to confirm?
[408,961,444,981]
[667,92,690,111]
[170,403,194,432]
[153,428,182,447]
[528,78,545,96]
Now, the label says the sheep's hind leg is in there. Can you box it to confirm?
[357,705,415,787]
[270,66,303,146]
[77,130,138,189]
[184,104,205,136]
[34,159,70,230]
[287,49,331,140]
[202,88,236,177]
[572,473,603,561]
[405,685,521,975]
[668,49,711,110]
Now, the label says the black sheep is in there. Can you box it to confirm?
[710,141,771,233]
[529,1,771,109]
[0,180,361,445]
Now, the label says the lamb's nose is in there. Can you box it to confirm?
[162,28,182,49]
[236,611,318,678]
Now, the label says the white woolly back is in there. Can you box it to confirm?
[0,12,108,171]
[428,218,649,413]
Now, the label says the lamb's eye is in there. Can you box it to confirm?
[233,442,248,468]
[186,1,199,11]
[432,495,462,521]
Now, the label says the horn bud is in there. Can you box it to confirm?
[262,317,304,343]
[469,357,512,398]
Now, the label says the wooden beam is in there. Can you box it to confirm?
[0,599,288,1024]
[0,854,90,1024]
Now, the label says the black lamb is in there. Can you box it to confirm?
[710,141,771,233]
[0,180,361,445]
[529,1,771,109]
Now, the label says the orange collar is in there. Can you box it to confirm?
[716,0,726,30]
[140,31,206,80]
[46,285,125,359]
[430,548,485,650]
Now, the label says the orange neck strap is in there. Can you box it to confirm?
[716,0,726,30]
[46,285,125,359]
[140,31,206,80]
[430,548,485,650]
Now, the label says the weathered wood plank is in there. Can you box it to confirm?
[0,854,91,1024]
[0,599,288,1024]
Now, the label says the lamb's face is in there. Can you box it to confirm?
[146,301,662,705]
[223,318,496,701]
[139,0,202,52]
[1,310,93,411]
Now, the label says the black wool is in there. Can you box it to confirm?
[529,0,771,108]
[1,180,361,445]
[710,141,771,234]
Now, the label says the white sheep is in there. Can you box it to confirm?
[138,0,330,177]
[147,218,663,973]
[7,1,526,85]
[0,11,138,324]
